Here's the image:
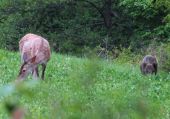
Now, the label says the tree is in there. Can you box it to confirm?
[82,0,119,36]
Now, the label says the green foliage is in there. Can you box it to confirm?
[156,43,170,72]
[0,50,170,118]
[114,47,141,64]
[0,0,169,53]
[120,0,170,49]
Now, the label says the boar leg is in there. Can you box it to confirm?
[153,63,157,75]
[140,63,146,75]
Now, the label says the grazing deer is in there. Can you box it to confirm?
[18,33,51,80]
[140,55,158,75]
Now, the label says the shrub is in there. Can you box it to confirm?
[114,47,141,64]
[157,43,170,72]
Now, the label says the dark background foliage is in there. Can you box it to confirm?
[0,0,169,54]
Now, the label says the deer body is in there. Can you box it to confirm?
[18,33,51,80]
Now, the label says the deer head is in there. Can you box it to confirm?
[18,53,37,80]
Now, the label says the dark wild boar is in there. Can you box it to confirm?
[140,55,158,75]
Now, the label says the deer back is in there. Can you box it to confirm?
[19,33,51,64]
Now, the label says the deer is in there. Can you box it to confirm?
[17,33,51,80]
[140,55,158,75]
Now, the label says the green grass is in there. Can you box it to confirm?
[0,49,170,119]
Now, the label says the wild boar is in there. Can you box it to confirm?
[140,55,158,75]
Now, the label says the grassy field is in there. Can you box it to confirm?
[0,49,169,119]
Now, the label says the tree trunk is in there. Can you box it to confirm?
[82,0,113,35]
[103,0,112,30]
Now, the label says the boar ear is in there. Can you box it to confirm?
[23,53,27,63]
[30,56,36,63]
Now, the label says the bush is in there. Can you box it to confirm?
[114,47,141,64]
[157,43,170,72]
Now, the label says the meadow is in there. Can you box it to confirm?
[0,49,169,119]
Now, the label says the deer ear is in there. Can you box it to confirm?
[30,56,36,63]
[23,53,27,63]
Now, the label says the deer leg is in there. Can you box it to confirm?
[41,64,46,80]
[33,66,39,79]
[35,66,39,77]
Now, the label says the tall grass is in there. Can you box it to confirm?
[0,49,169,119]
